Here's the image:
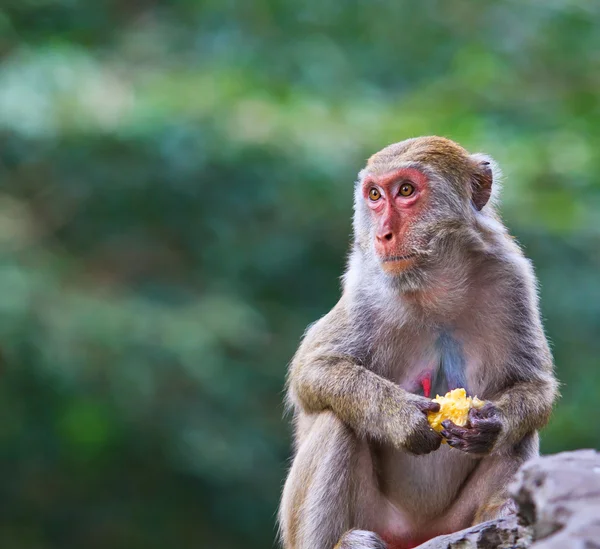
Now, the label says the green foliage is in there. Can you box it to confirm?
[0,1,599,547]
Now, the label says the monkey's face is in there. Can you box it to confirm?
[360,167,432,275]
[354,137,495,278]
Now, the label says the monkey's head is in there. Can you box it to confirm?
[353,136,499,283]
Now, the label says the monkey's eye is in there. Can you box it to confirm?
[399,183,415,197]
[369,188,381,201]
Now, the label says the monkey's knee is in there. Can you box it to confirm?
[474,494,516,524]
[335,530,386,549]
[280,412,360,549]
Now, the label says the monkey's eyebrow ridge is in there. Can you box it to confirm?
[364,167,428,189]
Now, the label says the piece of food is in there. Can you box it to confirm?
[427,388,485,434]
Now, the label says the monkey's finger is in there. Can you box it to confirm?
[445,431,492,455]
[441,427,476,442]
[468,408,482,425]
[472,420,502,435]
[440,420,470,438]
[464,437,495,455]
[444,436,467,451]
[460,425,500,452]
[468,406,501,431]
[470,403,498,420]
[441,431,469,449]
[469,413,502,433]
[441,423,496,448]
[417,401,440,414]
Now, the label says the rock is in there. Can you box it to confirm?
[414,515,531,548]
[512,449,600,548]
[413,449,600,549]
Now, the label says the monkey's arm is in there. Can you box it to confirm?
[287,304,441,455]
[490,368,558,449]
[443,307,558,456]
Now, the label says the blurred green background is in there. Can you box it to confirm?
[0,1,599,548]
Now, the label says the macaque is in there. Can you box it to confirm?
[279,137,558,549]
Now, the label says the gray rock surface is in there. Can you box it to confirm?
[514,449,600,549]
[414,515,531,548]
[414,449,600,549]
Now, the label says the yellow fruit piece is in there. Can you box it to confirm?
[427,388,486,434]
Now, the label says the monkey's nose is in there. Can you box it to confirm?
[376,231,394,243]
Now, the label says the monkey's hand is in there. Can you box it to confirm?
[393,395,443,455]
[440,403,502,456]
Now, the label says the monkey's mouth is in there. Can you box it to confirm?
[382,253,418,263]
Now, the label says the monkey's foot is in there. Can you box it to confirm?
[474,494,516,523]
[335,529,387,549]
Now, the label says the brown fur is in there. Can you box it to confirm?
[279,136,558,549]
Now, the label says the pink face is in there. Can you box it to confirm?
[362,167,429,273]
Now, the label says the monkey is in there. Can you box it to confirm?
[278,136,558,549]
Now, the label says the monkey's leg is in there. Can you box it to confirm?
[435,435,537,532]
[279,411,385,549]
[449,456,519,531]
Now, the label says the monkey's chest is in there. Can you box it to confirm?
[390,331,472,398]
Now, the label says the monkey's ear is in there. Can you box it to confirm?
[471,160,493,211]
